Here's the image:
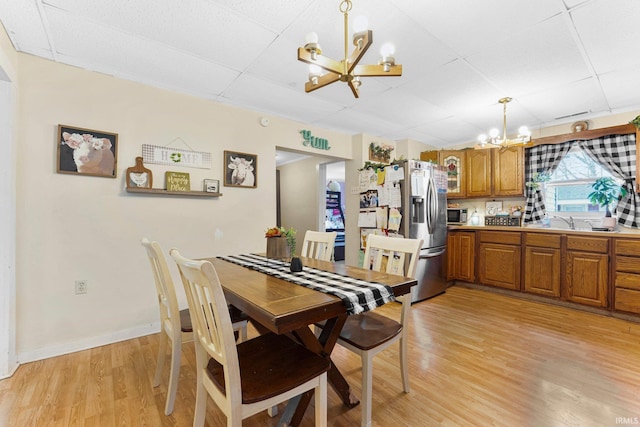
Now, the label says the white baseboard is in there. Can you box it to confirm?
[17,322,161,364]
[0,362,19,380]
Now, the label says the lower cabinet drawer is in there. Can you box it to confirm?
[615,272,640,291]
[615,288,640,314]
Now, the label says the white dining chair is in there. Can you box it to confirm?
[336,235,423,427]
[300,230,338,261]
[170,249,329,427]
[141,238,248,415]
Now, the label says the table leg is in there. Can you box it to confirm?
[283,315,360,426]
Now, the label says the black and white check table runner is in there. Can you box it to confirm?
[217,254,396,315]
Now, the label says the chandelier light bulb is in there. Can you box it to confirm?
[478,134,488,143]
[353,15,368,33]
[489,128,500,139]
[380,42,395,57]
[309,64,322,76]
[305,32,319,44]
[519,126,530,137]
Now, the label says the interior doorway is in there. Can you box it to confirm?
[276,149,345,260]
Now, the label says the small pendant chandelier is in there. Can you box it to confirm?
[297,0,402,98]
[476,97,531,148]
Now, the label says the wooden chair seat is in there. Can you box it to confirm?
[181,306,249,334]
[206,333,330,404]
[337,312,402,351]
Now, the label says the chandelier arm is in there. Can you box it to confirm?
[304,73,341,93]
[347,80,361,98]
[347,30,373,74]
[352,64,403,77]
[297,48,343,75]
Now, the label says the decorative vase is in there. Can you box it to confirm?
[602,216,617,230]
[266,236,290,260]
[290,257,303,273]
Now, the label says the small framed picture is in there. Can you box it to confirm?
[224,150,257,188]
[57,124,118,178]
[203,179,219,193]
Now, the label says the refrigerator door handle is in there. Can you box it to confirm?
[426,177,438,235]
[420,248,446,258]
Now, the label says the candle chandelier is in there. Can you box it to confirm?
[297,0,402,98]
[477,97,531,148]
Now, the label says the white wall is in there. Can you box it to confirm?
[14,53,353,362]
[0,24,18,378]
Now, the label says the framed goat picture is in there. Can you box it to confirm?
[224,150,257,188]
[57,124,118,178]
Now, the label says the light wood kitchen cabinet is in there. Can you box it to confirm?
[465,147,524,197]
[421,146,523,198]
[614,239,640,314]
[524,233,561,297]
[493,146,524,196]
[565,236,609,308]
[447,231,475,282]
[465,150,492,197]
[478,231,521,290]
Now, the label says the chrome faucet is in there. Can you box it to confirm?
[554,216,575,230]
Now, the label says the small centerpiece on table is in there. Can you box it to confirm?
[265,226,296,257]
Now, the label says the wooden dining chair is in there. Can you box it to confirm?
[141,238,248,415]
[170,249,330,427]
[337,235,423,427]
[300,230,338,261]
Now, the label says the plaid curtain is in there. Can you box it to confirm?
[523,142,572,223]
[577,133,638,228]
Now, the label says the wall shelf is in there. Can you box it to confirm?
[125,187,222,197]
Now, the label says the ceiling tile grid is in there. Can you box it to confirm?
[1,0,639,147]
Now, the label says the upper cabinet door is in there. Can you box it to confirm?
[493,146,524,196]
[466,150,492,197]
[439,150,466,198]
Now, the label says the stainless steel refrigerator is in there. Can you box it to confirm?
[397,159,448,302]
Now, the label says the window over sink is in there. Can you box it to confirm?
[544,145,623,216]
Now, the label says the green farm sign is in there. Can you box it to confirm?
[300,130,331,151]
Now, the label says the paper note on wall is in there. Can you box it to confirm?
[385,166,404,182]
[358,211,377,227]
[388,207,402,231]
[377,185,389,206]
[376,207,388,229]
[388,183,402,208]
[358,170,368,192]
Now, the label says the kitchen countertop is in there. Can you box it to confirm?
[448,224,640,238]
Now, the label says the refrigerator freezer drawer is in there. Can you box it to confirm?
[411,247,448,303]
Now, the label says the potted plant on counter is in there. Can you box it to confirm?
[588,177,627,229]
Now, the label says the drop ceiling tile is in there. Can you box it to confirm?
[572,0,640,74]
[411,117,482,146]
[46,8,239,97]
[350,88,450,128]
[220,73,343,121]
[44,0,278,70]
[314,108,404,138]
[405,59,503,113]
[392,0,564,57]
[467,15,590,97]
[599,69,640,111]
[519,78,609,124]
[0,1,53,59]
[211,0,314,33]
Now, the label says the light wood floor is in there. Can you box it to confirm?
[2,285,640,426]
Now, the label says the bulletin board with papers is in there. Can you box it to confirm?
[357,162,405,249]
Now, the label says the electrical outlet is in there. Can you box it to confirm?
[75,280,88,294]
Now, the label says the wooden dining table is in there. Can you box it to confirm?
[203,255,417,426]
